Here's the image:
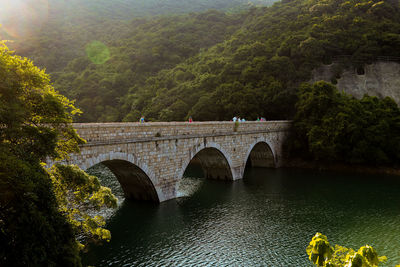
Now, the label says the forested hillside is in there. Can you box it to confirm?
[51,11,246,121]
[51,0,277,19]
[131,0,400,122]
[10,0,400,122]
[5,0,275,72]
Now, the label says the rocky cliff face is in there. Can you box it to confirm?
[311,61,400,104]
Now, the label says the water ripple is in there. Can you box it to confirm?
[83,168,400,266]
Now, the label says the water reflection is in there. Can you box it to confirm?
[84,167,400,266]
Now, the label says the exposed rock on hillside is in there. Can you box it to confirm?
[311,61,400,104]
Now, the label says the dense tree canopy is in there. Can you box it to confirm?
[291,81,400,166]
[14,9,247,122]
[0,42,83,161]
[0,43,116,266]
[13,0,400,122]
[0,41,83,265]
[130,0,400,122]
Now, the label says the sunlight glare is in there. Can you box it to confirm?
[0,0,49,39]
[85,41,111,64]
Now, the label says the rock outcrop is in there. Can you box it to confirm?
[311,61,400,104]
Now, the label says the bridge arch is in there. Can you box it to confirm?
[178,141,235,181]
[76,152,164,202]
[244,138,277,169]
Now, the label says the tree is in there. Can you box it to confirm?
[0,41,83,265]
[49,164,117,246]
[306,233,387,267]
[190,94,221,121]
[0,42,117,266]
[160,99,189,121]
[291,81,342,159]
[291,81,400,165]
[0,147,82,266]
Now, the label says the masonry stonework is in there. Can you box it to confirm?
[47,121,291,202]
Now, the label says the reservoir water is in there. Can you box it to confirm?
[83,166,400,266]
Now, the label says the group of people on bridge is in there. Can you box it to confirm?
[232,116,266,122]
[138,116,266,123]
[232,116,245,122]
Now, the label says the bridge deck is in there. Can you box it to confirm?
[73,121,292,145]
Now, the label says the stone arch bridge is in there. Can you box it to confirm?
[48,121,291,202]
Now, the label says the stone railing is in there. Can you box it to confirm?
[73,121,292,145]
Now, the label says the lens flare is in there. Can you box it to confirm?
[85,41,110,65]
[0,0,49,39]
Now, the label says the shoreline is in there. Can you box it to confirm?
[282,158,400,176]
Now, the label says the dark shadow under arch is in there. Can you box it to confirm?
[246,142,275,168]
[185,148,233,180]
[98,160,159,202]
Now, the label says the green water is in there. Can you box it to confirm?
[83,167,400,266]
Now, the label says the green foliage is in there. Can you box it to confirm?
[0,148,82,266]
[124,0,400,122]
[307,233,334,266]
[306,233,387,267]
[40,10,245,122]
[0,42,84,161]
[292,81,400,166]
[85,41,110,65]
[233,121,240,132]
[0,42,83,265]
[13,0,400,122]
[0,42,117,265]
[49,164,117,246]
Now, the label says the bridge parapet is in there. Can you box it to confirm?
[73,121,292,144]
